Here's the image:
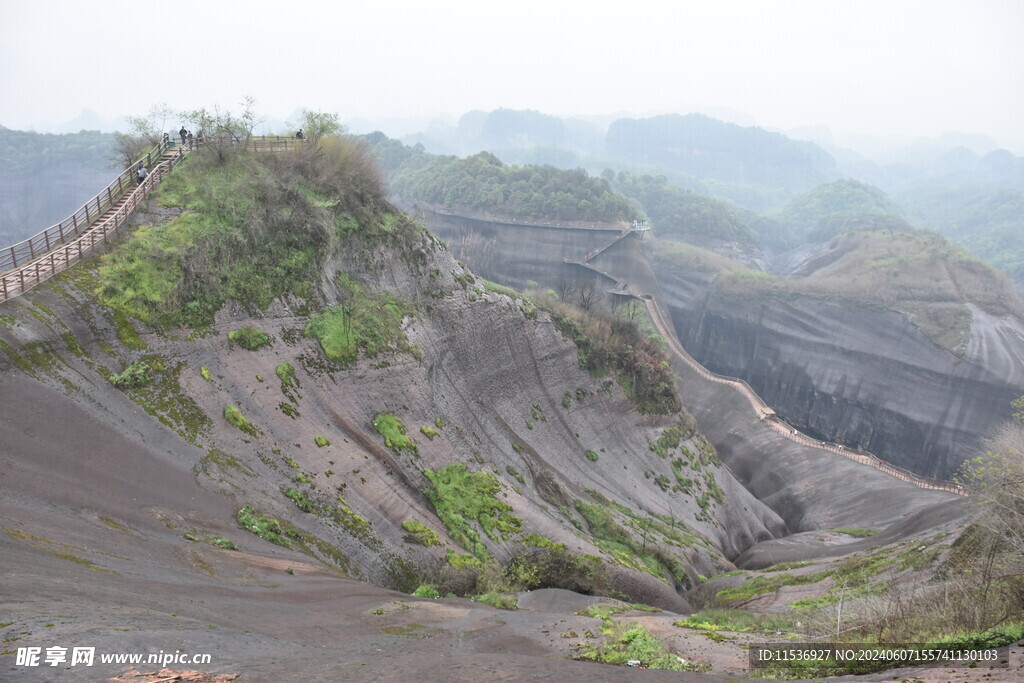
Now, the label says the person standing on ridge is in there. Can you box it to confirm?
[296,129,304,140]
[179,126,187,146]
[136,163,148,186]
[187,130,194,149]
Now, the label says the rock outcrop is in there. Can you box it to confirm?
[653,263,1024,480]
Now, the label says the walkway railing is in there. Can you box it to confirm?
[0,135,304,303]
[642,295,966,496]
[0,139,179,274]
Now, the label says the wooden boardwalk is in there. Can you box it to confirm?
[0,136,302,303]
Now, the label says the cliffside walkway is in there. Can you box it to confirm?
[568,223,967,496]
[0,136,302,303]
[422,206,648,234]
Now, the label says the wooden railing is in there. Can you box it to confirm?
[0,140,179,274]
[0,136,305,276]
[0,147,185,301]
[0,136,305,303]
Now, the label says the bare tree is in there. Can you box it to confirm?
[181,96,261,163]
[576,281,595,311]
[109,102,173,169]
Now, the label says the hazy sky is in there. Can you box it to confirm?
[2,0,1022,151]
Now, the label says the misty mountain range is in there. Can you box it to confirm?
[3,108,1023,291]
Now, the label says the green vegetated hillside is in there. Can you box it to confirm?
[362,133,642,225]
[765,178,907,249]
[0,126,117,244]
[1,134,778,619]
[609,171,758,245]
[4,127,1024,677]
[900,184,1024,289]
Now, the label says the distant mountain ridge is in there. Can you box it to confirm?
[605,113,839,193]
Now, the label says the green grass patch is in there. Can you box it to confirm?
[412,585,439,598]
[674,608,794,633]
[402,520,442,546]
[761,560,813,572]
[521,533,566,551]
[228,326,271,350]
[315,435,330,448]
[446,550,483,569]
[420,425,438,440]
[574,499,683,581]
[224,405,257,436]
[423,463,522,561]
[276,362,298,387]
[372,413,418,456]
[200,365,212,381]
[829,527,878,538]
[576,603,633,620]
[715,570,830,603]
[585,450,599,462]
[283,487,314,513]
[237,505,300,547]
[577,620,689,670]
[475,592,518,610]
[304,274,415,365]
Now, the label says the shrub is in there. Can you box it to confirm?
[237,505,300,547]
[420,425,438,440]
[110,361,151,389]
[412,584,439,598]
[276,362,297,388]
[200,366,212,381]
[402,520,442,546]
[224,405,257,435]
[315,435,330,447]
[283,487,314,513]
[228,326,271,351]
[372,413,418,456]
[543,299,681,415]
[476,593,518,610]
[586,450,599,462]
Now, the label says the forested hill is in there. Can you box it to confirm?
[900,185,1024,292]
[610,171,758,245]
[605,113,838,193]
[369,136,642,224]
[0,127,116,244]
[766,178,907,248]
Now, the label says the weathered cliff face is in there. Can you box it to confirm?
[0,201,794,617]
[652,261,1024,480]
[420,213,962,525]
